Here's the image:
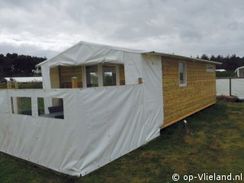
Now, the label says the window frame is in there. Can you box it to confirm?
[15,97,32,116]
[84,63,121,88]
[85,65,99,88]
[178,62,187,87]
[102,64,120,86]
[206,64,215,72]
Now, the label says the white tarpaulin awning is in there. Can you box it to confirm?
[0,42,164,176]
[216,78,244,99]
[0,84,163,176]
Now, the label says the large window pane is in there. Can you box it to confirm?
[86,65,98,87]
[179,62,187,86]
[17,97,32,115]
[60,66,83,88]
[103,65,117,86]
[38,97,64,119]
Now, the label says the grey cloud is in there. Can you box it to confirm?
[0,42,57,58]
[1,0,244,58]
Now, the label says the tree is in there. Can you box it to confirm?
[0,53,46,79]
[201,54,209,60]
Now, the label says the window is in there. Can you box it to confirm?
[206,64,215,72]
[59,66,83,88]
[86,65,98,87]
[179,62,187,87]
[85,64,124,87]
[10,97,32,116]
[103,65,117,86]
[38,97,64,119]
[16,97,32,115]
[51,64,125,88]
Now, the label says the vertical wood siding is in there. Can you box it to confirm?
[59,66,83,88]
[50,67,60,88]
[162,57,216,127]
[119,65,125,85]
[50,66,83,88]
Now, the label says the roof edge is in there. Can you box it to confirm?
[36,41,222,67]
[235,66,244,72]
[144,51,222,65]
[36,41,83,67]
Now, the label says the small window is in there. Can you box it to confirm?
[16,97,32,115]
[86,65,98,87]
[179,62,187,87]
[38,97,64,119]
[103,65,117,86]
[206,64,215,72]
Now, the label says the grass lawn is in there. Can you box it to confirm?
[0,101,243,183]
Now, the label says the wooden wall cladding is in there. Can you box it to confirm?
[162,57,216,127]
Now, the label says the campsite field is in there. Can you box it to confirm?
[0,101,243,183]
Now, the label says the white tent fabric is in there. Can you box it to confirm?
[216,79,230,96]
[38,41,219,89]
[0,41,163,176]
[38,41,146,89]
[0,85,163,176]
[232,79,244,99]
[216,78,244,99]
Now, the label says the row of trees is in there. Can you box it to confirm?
[0,53,244,79]
[198,54,244,71]
[0,53,46,79]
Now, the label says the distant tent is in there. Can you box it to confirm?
[216,69,226,72]
[235,66,244,78]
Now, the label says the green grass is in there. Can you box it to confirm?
[0,101,243,183]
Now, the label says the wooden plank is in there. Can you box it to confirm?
[162,57,216,127]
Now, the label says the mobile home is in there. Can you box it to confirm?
[0,41,219,176]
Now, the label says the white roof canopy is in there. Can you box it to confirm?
[235,66,244,72]
[37,41,220,67]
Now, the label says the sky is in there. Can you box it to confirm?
[1,0,244,58]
